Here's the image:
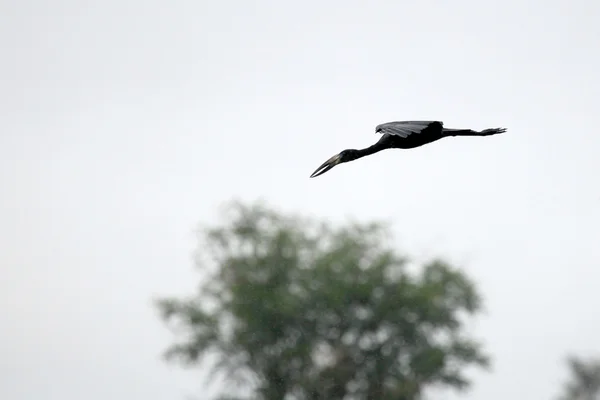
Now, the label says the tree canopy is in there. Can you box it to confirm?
[155,201,490,400]
[557,355,600,400]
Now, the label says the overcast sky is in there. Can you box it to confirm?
[1,0,599,399]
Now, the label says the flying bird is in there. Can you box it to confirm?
[309,120,506,178]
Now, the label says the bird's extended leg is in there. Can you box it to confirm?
[443,127,506,136]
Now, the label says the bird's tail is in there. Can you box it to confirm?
[443,127,507,136]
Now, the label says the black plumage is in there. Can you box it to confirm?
[309,120,506,178]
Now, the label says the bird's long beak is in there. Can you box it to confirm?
[310,154,341,178]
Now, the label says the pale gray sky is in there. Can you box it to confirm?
[1,0,599,399]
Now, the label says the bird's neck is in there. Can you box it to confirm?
[352,142,385,160]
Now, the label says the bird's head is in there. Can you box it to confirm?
[309,149,360,178]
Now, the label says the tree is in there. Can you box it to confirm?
[155,201,490,400]
[557,355,600,400]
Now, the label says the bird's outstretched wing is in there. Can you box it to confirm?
[375,121,442,138]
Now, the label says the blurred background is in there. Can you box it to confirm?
[1,0,599,399]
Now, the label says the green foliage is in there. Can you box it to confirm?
[156,201,490,400]
[557,355,600,400]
